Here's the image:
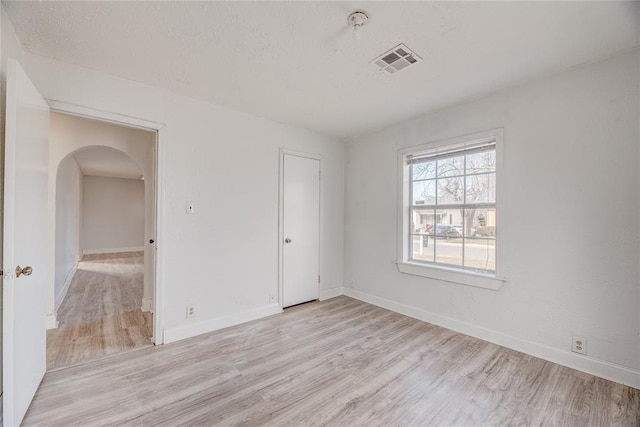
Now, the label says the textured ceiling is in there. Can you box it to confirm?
[4,1,639,140]
[74,147,143,180]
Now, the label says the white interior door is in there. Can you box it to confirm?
[3,59,50,426]
[282,153,320,308]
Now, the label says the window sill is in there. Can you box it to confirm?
[396,261,506,290]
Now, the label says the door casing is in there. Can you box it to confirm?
[46,100,166,345]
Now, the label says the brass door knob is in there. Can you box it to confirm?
[284,238,292,243]
[15,265,33,278]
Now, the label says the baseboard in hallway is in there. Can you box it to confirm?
[82,246,144,256]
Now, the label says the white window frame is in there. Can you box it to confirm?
[396,128,507,290]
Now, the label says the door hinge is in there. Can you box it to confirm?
[319,170,321,180]
[318,275,320,284]
[0,269,3,276]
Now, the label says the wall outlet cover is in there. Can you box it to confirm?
[571,336,586,355]
[186,304,195,318]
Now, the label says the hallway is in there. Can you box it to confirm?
[47,252,152,370]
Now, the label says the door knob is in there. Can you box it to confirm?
[284,238,292,243]
[15,265,33,278]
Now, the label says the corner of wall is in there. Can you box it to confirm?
[54,263,77,314]
[319,287,344,301]
[343,288,640,389]
[45,313,58,330]
[141,297,153,313]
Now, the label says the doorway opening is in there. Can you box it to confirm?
[47,113,157,370]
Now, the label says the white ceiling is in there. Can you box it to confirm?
[73,147,143,180]
[5,1,639,140]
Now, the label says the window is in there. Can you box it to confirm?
[397,129,505,289]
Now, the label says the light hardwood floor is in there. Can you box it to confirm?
[27,296,638,426]
[46,252,153,370]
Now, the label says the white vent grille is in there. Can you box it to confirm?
[371,44,422,75]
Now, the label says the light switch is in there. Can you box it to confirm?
[186,201,195,214]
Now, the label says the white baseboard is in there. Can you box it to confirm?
[141,297,153,313]
[319,287,344,301]
[54,264,77,313]
[46,313,58,330]
[83,246,144,255]
[163,303,282,344]
[343,287,640,389]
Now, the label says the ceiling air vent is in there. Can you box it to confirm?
[371,44,422,75]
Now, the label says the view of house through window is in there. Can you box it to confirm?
[409,142,496,274]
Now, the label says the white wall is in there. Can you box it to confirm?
[54,155,81,312]
[26,53,345,342]
[82,175,144,252]
[344,50,640,386]
[0,0,636,391]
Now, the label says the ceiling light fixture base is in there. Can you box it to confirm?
[348,10,369,40]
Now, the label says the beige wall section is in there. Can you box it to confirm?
[54,155,82,315]
[82,175,144,252]
[48,112,156,323]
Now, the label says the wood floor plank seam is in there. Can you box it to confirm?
[25,296,640,426]
[46,251,153,370]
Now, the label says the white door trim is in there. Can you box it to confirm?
[47,99,165,131]
[278,149,322,310]
[47,99,166,345]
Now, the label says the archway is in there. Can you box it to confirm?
[47,113,156,369]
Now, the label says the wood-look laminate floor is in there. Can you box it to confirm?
[27,296,638,426]
[46,252,153,370]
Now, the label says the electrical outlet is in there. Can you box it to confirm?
[571,336,586,355]
[186,304,195,319]
[269,293,276,303]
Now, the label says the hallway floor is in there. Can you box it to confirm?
[46,251,152,370]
